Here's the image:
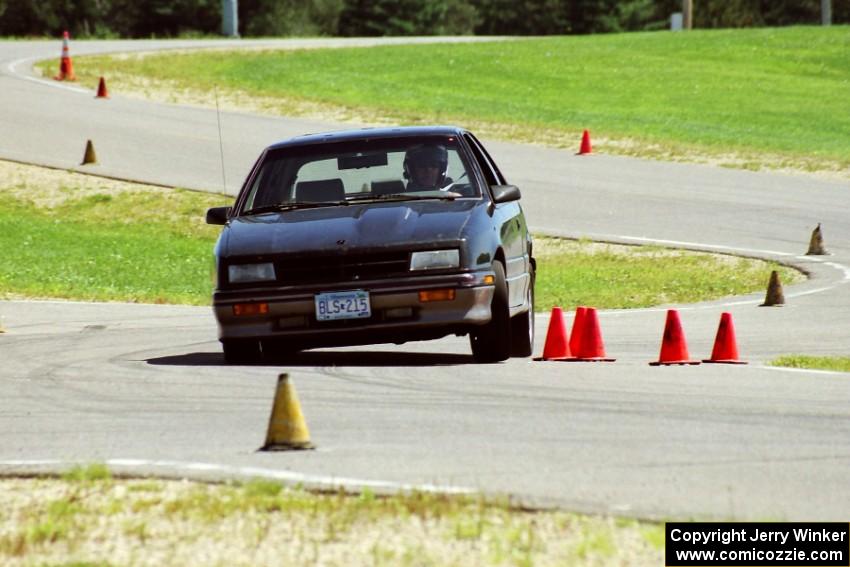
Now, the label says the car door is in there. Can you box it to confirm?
[463,133,530,309]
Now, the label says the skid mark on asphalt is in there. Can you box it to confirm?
[12,332,232,414]
[624,452,850,469]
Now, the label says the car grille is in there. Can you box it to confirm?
[275,251,411,285]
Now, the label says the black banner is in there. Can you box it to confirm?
[666,522,849,566]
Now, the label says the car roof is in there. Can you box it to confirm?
[267,126,467,150]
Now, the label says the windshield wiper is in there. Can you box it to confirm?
[346,192,459,203]
[241,201,348,216]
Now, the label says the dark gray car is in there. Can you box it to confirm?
[206,126,535,363]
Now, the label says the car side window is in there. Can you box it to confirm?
[470,134,507,185]
[463,134,505,188]
[245,158,293,209]
[467,134,507,185]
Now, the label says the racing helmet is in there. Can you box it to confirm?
[403,144,449,187]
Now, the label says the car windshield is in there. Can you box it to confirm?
[240,136,479,214]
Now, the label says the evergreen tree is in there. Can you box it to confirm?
[566,0,622,34]
[472,0,570,35]
[761,0,821,26]
[693,0,765,28]
[0,0,846,38]
[120,0,220,37]
[1,0,61,35]
[240,0,343,37]
[338,0,476,36]
[617,0,675,31]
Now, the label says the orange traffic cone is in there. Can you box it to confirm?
[95,77,109,99]
[54,31,76,82]
[534,307,575,360]
[572,307,615,362]
[568,306,587,356]
[577,130,592,155]
[703,312,747,364]
[649,310,700,366]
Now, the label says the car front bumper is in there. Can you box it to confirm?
[212,270,495,347]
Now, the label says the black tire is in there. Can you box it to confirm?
[510,268,535,358]
[260,338,299,363]
[222,338,262,364]
[470,262,512,363]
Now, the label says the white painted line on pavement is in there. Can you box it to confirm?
[547,233,850,313]
[0,458,476,495]
[616,235,794,257]
[0,459,62,466]
[784,285,847,299]
[824,261,850,281]
[6,56,91,94]
[0,298,206,308]
[760,366,849,377]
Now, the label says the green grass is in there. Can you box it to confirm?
[0,474,664,565]
[769,355,850,372]
[61,463,113,483]
[535,238,800,309]
[0,166,229,305]
[0,161,801,308]
[49,26,850,171]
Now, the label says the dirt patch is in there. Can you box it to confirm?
[536,236,710,259]
[0,160,173,208]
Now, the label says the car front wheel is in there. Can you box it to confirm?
[470,262,512,363]
[510,269,535,358]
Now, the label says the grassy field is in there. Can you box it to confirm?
[0,465,663,566]
[0,161,229,305]
[533,239,800,309]
[0,160,799,308]
[769,355,850,372]
[45,26,850,173]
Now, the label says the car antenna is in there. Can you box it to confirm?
[214,85,228,196]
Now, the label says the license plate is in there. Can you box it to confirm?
[315,290,371,321]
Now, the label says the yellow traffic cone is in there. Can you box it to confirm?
[81,140,98,165]
[760,270,785,307]
[806,223,827,255]
[261,373,314,451]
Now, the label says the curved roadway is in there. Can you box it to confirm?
[1,39,849,521]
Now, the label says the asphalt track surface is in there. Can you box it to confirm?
[1,39,849,521]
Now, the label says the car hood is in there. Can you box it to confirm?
[221,200,480,258]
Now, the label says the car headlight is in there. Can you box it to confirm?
[410,250,460,271]
[228,262,276,283]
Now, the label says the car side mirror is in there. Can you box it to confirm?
[206,206,231,225]
[491,184,521,204]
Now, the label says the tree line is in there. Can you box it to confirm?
[0,0,846,38]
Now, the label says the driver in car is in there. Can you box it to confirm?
[403,144,452,191]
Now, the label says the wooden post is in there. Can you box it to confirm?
[683,0,693,30]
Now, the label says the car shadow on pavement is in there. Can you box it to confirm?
[146,350,475,367]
